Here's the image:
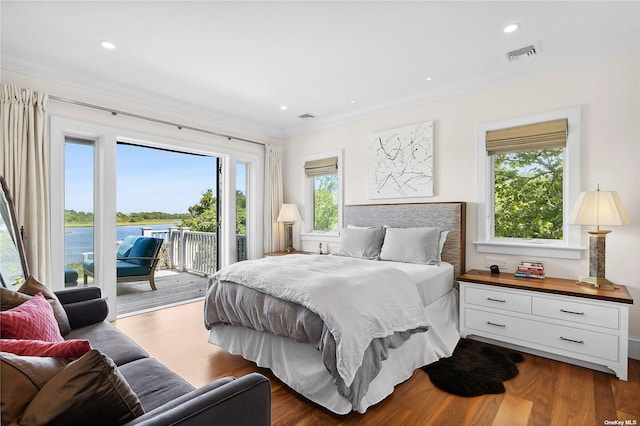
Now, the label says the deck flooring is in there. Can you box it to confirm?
[115,269,209,316]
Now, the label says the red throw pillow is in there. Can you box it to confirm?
[0,339,92,358]
[0,293,64,342]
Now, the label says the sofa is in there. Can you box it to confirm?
[0,279,271,425]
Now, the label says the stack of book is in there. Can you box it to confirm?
[515,260,545,279]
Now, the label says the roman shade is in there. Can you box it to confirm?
[304,157,338,177]
[486,118,567,155]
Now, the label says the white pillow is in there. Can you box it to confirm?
[380,227,442,265]
[439,230,449,262]
[334,227,386,260]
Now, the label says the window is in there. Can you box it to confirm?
[236,163,248,261]
[302,152,342,234]
[475,107,583,259]
[64,138,96,286]
[312,174,338,231]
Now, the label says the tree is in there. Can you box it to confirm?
[236,190,246,235]
[314,175,338,231]
[494,148,563,240]
[181,188,247,235]
[182,189,217,232]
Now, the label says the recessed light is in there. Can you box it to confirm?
[99,40,116,50]
[426,77,433,81]
[280,105,288,110]
[503,23,520,34]
[350,100,356,104]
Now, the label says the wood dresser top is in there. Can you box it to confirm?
[459,269,633,305]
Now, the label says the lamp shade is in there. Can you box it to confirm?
[568,189,630,227]
[277,204,301,223]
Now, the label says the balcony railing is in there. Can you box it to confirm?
[142,227,246,276]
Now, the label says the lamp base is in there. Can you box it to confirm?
[577,276,618,291]
[284,222,295,253]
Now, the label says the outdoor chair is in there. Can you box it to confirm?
[83,236,164,290]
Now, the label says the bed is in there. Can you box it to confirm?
[205,202,466,414]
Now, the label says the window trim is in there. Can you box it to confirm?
[300,150,343,235]
[474,107,584,259]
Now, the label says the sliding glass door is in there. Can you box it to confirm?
[52,115,262,319]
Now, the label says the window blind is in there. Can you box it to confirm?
[486,118,567,155]
[304,157,338,177]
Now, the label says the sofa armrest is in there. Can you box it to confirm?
[63,298,109,329]
[125,373,271,426]
[54,287,108,329]
[54,286,102,305]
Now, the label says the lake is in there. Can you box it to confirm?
[65,224,174,264]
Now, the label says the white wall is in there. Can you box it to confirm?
[283,52,640,341]
[2,69,280,151]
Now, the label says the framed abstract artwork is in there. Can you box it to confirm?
[368,121,434,199]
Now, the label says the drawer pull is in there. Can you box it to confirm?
[486,297,506,303]
[560,309,585,316]
[560,336,584,345]
[487,321,506,328]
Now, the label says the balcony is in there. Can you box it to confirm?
[66,226,247,316]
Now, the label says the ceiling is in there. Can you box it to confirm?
[2,1,639,139]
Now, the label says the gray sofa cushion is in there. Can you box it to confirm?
[65,322,148,366]
[118,358,195,412]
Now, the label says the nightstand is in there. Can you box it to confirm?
[458,269,633,380]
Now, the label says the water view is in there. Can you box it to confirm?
[64,224,176,264]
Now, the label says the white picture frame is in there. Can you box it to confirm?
[368,121,434,199]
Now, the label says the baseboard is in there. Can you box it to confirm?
[629,336,640,360]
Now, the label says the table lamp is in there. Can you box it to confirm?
[568,185,630,289]
[277,204,301,252]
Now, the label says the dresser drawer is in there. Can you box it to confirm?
[464,308,619,362]
[464,286,531,314]
[464,308,533,340]
[532,297,619,330]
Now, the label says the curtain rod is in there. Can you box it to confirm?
[49,95,266,147]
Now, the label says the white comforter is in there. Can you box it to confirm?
[211,254,431,387]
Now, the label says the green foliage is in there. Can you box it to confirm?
[314,175,338,231]
[182,188,217,232]
[181,188,247,235]
[64,187,247,235]
[494,148,563,240]
[65,209,94,224]
[65,210,188,226]
[236,190,246,235]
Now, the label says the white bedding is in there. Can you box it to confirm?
[379,260,454,306]
[208,288,460,414]
[212,254,431,386]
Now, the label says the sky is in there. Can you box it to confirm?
[64,142,246,214]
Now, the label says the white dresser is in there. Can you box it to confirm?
[459,270,633,380]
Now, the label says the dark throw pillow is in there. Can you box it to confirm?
[20,349,144,426]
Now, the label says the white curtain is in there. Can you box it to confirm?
[263,144,284,252]
[0,84,51,285]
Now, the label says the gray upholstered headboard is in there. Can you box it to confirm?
[344,202,466,278]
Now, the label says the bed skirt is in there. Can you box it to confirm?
[208,288,460,414]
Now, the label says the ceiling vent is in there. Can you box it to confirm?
[504,43,540,62]
[298,113,315,119]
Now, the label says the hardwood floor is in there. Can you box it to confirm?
[112,300,640,425]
